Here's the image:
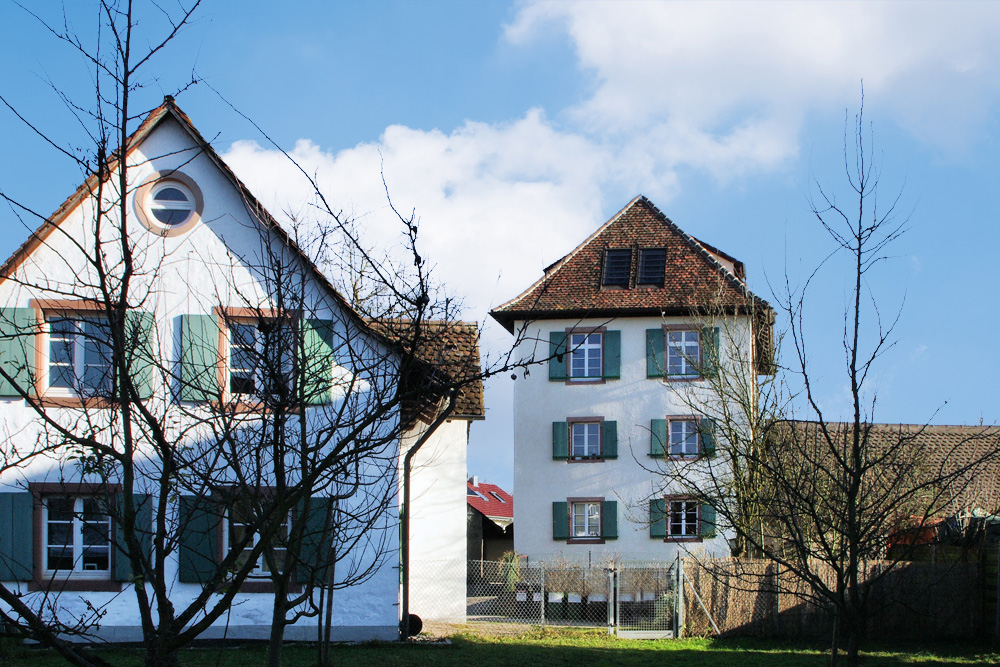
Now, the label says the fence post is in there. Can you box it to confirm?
[606,566,614,635]
[540,561,546,628]
[676,554,685,638]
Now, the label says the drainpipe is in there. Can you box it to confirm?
[400,390,458,640]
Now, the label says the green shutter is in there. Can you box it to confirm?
[552,502,570,540]
[701,326,720,377]
[0,308,36,397]
[296,496,334,585]
[548,332,567,381]
[700,503,717,538]
[700,418,717,458]
[650,419,667,457]
[602,421,617,459]
[649,498,667,539]
[301,319,334,405]
[125,311,155,399]
[603,330,621,379]
[114,493,152,582]
[178,495,221,584]
[179,315,220,402]
[601,501,617,540]
[552,422,569,460]
[0,492,33,580]
[646,328,664,378]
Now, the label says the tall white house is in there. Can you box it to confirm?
[491,196,773,564]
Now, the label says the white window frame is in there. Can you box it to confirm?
[571,501,601,539]
[223,503,292,578]
[149,181,197,227]
[669,419,700,457]
[42,496,113,579]
[44,316,111,396]
[568,332,603,380]
[571,421,601,459]
[667,499,699,538]
[666,329,701,377]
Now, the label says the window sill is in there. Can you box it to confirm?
[227,579,303,594]
[648,375,703,383]
[564,377,606,385]
[566,538,606,545]
[29,578,123,592]
[568,456,605,463]
[36,395,116,409]
[663,537,704,543]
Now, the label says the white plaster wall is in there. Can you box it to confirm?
[511,316,751,565]
[403,418,468,622]
[0,115,399,640]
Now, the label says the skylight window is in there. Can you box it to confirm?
[602,249,631,287]
[489,492,506,503]
[638,248,666,286]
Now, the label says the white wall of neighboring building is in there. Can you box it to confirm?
[512,315,748,565]
[0,113,399,641]
[403,417,469,622]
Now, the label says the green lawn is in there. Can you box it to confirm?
[4,628,999,666]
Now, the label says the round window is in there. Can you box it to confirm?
[134,171,204,237]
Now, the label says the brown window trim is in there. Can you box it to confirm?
[29,482,125,592]
[660,324,703,382]
[565,496,604,543]
[566,417,605,461]
[663,495,703,543]
[133,170,205,238]
[665,415,703,460]
[562,326,607,385]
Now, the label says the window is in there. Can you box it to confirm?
[149,182,196,226]
[489,492,506,503]
[572,501,601,539]
[637,248,666,286]
[224,499,291,577]
[602,249,631,287]
[668,499,699,538]
[669,419,699,457]
[666,330,700,377]
[134,171,204,237]
[569,332,602,379]
[571,422,601,458]
[227,320,296,399]
[43,497,112,578]
[45,316,111,396]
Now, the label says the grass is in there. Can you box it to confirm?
[3,628,999,666]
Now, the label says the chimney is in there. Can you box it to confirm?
[469,475,479,487]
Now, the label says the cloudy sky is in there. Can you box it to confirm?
[4,1,1000,488]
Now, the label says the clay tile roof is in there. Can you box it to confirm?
[467,480,513,521]
[490,195,771,331]
[775,421,1000,516]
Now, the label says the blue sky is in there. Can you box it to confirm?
[3,1,1000,489]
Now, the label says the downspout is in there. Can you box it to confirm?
[400,390,458,640]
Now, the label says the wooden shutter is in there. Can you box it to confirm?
[178,495,221,584]
[601,501,618,539]
[125,311,155,400]
[179,314,221,402]
[548,332,568,381]
[700,418,717,458]
[0,308,36,397]
[700,503,717,538]
[701,326,720,377]
[301,319,334,405]
[113,493,152,582]
[552,422,569,460]
[602,421,617,459]
[646,328,664,378]
[602,330,621,379]
[296,497,334,585]
[649,498,667,539]
[0,492,33,580]
[552,502,570,540]
[650,419,667,457]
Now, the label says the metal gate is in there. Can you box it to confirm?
[611,558,681,639]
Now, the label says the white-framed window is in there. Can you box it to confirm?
[668,499,699,538]
[666,330,700,377]
[45,316,111,395]
[134,171,204,237]
[569,332,602,379]
[224,501,291,577]
[227,321,296,398]
[669,420,700,457]
[43,496,112,578]
[149,181,197,227]
[571,422,601,458]
[572,501,601,539]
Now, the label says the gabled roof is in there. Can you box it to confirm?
[490,195,770,332]
[0,96,371,339]
[467,479,513,523]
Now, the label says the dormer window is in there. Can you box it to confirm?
[601,249,631,287]
[638,248,666,286]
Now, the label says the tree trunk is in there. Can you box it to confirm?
[267,580,289,667]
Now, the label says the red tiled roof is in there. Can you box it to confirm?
[467,480,513,521]
[490,195,771,329]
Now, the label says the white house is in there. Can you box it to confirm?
[490,196,773,565]
[0,98,475,644]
